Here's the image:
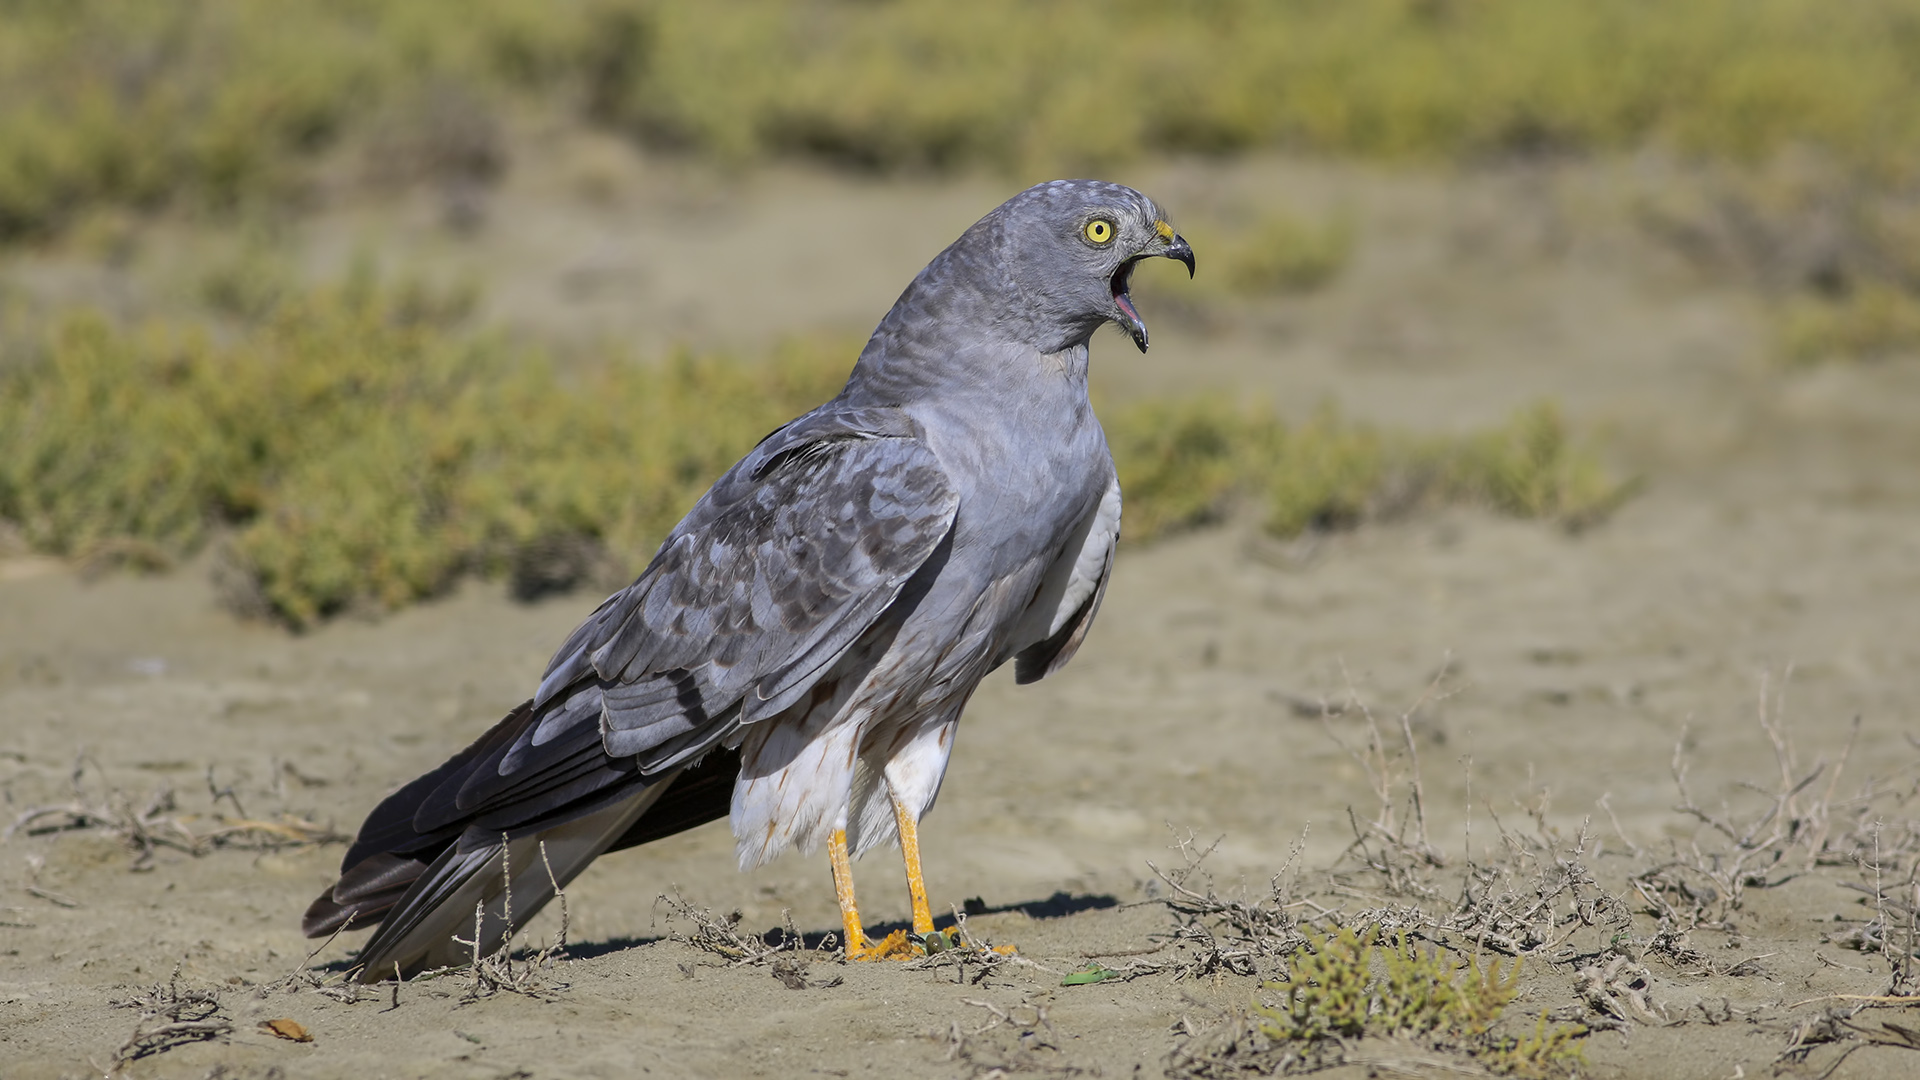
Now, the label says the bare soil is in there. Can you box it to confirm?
[6,145,1920,1078]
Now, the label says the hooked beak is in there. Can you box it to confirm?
[1112,230,1196,353]
[1166,234,1195,279]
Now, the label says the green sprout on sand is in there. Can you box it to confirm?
[1259,926,1585,1077]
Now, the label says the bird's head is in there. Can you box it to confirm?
[989,179,1194,354]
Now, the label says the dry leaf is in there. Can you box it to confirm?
[258,1018,312,1043]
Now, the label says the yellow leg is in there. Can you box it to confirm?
[828,828,869,956]
[891,793,936,937]
[828,827,914,960]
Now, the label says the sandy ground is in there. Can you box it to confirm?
[6,143,1920,1078]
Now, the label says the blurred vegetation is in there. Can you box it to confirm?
[1200,212,1355,297]
[1102,397,1267,539]
[196,229,307,322]
[1628,152,1920,364]
[1107,396,1629,544]
[9,0,1920,241]
[1777,284,1920,366]
[0,280,1627,626]
[0,280,847,625]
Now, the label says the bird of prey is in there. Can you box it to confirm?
[303,180,1194,979]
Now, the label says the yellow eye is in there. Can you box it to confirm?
[1084,219,1114,244]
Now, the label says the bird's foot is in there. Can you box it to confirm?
[845,928,1016,960]
[846,928,918,961]
[915,928,1018,958]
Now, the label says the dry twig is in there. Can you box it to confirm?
[652,889,808,967]
[452,839,573,999]
[109,965,234,1067]
[4,752,345,870]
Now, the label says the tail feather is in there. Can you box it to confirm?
[305,673,748,982]
[302,852,428,938]
[351,777,678,981]
[336,703,534,872]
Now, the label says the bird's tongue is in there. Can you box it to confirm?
[1113,267,1149,352]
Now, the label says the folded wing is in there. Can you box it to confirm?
[304,409,960,976]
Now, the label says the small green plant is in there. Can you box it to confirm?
[1214,213,1355,296]
[1259,926,1516,1043]
[1109,398,1628,544]
[1263,406,1387,537]
[1104,396,1272,539]
[1480,1013,1591,1077]
[1259,925,1378,1042]
[1439,401,1631,529]
[1258,926,1583,1077]
[1777,282,1920,365]
[1376,931,1515,1040]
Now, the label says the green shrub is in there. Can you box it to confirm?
[1777,282,1920,365]
[0,0,591,240]
[1439,402,1631,529]
[1108,398,1629,544]
[1213,214,1356,297]
[0,282,850,626]
[1264,407,1389,537]
[0,282,1627,625]
[1258,926,1584,1077]
[1260,926,1517,1043]
[0,316,240,559]
[1104,396,1273,539]
[8,1,1920,241]
[589,0,1920,174]
[229,329,849,626]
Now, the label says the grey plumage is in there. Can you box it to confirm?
[305,179,1193,979]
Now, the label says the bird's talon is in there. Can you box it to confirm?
[848,929,916,961]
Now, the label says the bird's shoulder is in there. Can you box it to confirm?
[681,404,938,532]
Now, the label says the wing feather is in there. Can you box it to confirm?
[309,408,959,951]
[573,412,957,758]
[1014,473,1119,684]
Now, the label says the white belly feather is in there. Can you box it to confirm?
[732,473,1121,868]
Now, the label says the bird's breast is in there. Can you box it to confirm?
[888,378,1111,664]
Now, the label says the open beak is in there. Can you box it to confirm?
[1112,232,1195,353]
